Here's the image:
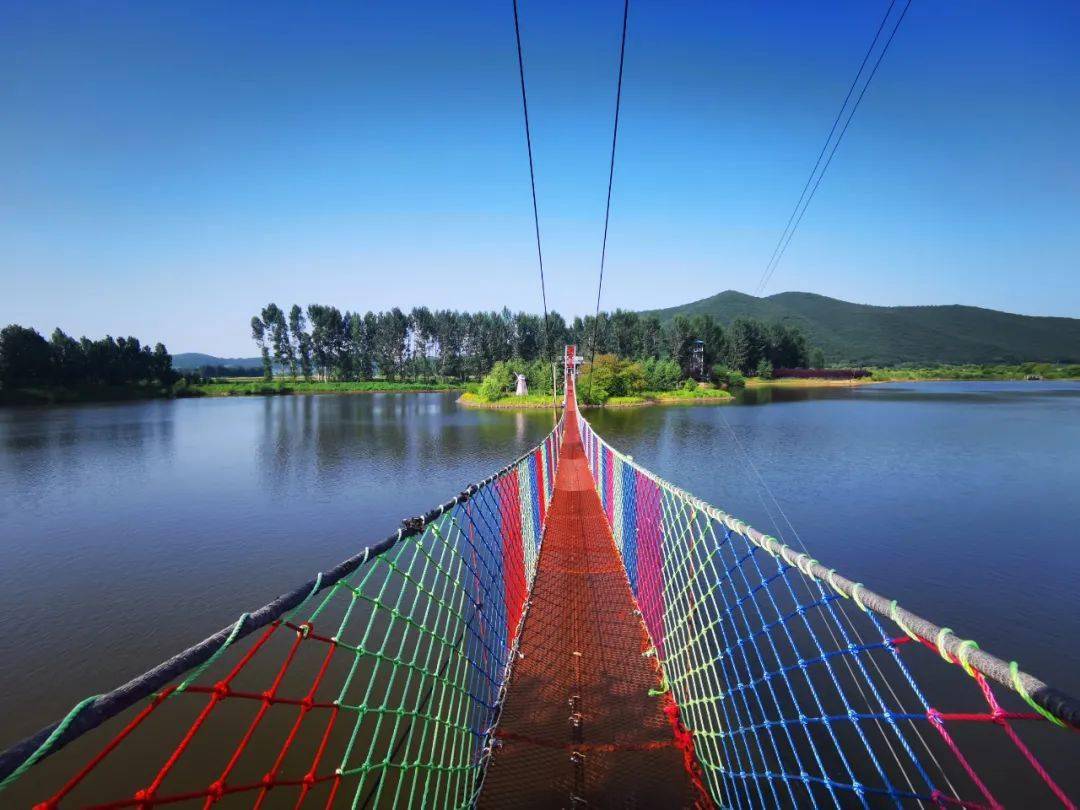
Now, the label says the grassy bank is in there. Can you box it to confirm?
[0,379,466,405]
[457,392,562,409]
[744,363,1080,389]
[867,363,1080,382]
[185,379,464,398]
[0,383,175,405]
[459,387,734,409]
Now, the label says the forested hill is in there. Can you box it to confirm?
[172,353,263,370]
[641,291,1080,366]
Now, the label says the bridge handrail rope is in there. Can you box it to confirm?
[0,414,565,804]
[573,407,1079,730]
[571,384,1077,807]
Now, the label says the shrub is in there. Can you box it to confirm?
[643,357,682,391]
[478,361,514,402]
[710,364,746,388]
[577,354,649,404]
[755,359,774,379]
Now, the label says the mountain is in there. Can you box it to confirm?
[172,353,264,370]
[640,291,1080,366]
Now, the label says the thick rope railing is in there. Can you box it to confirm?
[575,403,1078,808]
[0,415,564,807]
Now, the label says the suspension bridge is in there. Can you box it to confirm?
[0,347,1077,808]
[3,0,1077,805]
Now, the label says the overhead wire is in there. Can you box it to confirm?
[755,0,912,296]
[511,0,557,413]
[585,0,631,404]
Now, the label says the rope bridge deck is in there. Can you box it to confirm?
[1,357,1078,807]
[477,385,706,807]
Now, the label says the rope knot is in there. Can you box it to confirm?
[402,516,425,533]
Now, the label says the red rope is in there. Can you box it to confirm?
[661,701,714,810]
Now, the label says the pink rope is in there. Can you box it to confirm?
[974,673,1076,809]
[926,708,1001,808]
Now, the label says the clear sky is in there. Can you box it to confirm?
[2,1,1077,355]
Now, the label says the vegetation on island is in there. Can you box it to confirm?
[469,354,735,408]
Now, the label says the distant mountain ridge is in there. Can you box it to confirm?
[640,291,1080,366]
[172,353,263,370]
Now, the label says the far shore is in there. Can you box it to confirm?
[5,367,1077,408]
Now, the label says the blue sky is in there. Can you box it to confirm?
[2,0,1077,355]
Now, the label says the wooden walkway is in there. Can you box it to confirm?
[480,392,699,808]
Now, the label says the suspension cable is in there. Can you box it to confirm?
[585,0,630,404]
[755,0,912,296]
[511,0,557,413]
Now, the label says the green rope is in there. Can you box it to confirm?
[648,674,671,697]
[0,694,101,791]
[889,600,919,641]
[851,582,868,612]
[935,627,953,662]
[956,639,979,678]
[175,612,250,693]
[826,568,848,598]
[1010,661,1065,728]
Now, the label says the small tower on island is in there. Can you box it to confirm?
[690,339,705,380]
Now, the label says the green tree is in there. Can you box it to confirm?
[359,312,378,380]
[610,310,641,359]
[767,323,810,369]
[0,325,53,387]
[374,308,409,379]
[250,316,272,380]
[512,311,543,361]
[710,364,745,387]
[262,304,291,377]
[478,361,515,401]
[726,318,768,375]
[151,343,175,385]
[288,305,312,380]
[50,328,86,385]
[639,315,664,359]
[435,310,464,379]
[665,315,695,376]
[811,347,826,369]
[642,357,681,390]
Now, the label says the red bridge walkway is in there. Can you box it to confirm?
[480,390,704,808]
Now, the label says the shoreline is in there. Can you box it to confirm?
[457,390,735,410]
[6,374,1077,408]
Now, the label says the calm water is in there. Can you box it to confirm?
[2,382,1079,802]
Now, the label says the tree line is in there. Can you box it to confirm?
[249,304,819,381]
[0,325,176,390]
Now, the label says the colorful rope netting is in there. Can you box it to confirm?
[0,421,562,808]
[576,408,1080,809]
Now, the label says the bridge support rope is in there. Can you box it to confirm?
[575,393,1079,808]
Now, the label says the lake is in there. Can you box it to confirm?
[2,382,1078,802]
